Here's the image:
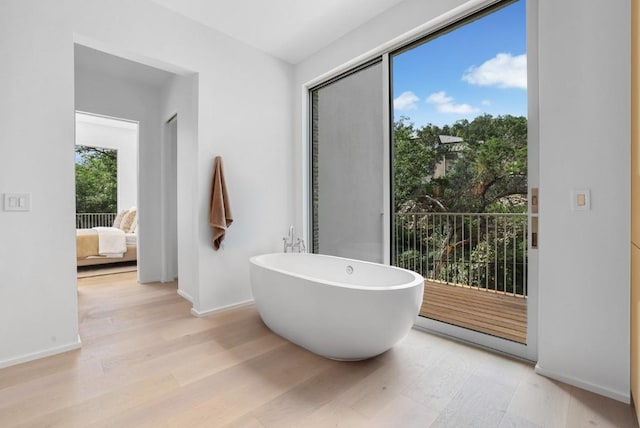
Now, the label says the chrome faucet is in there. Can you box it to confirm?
[283,225,306,253]
[283,225,294,252]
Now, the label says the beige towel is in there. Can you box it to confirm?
[209,156,233,250]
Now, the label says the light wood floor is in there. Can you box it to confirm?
[421,280,527,344]
[0,272,636,427]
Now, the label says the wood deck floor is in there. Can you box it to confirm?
[421,280,527,344]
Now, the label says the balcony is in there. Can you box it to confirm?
[394,212,528,344]
[76,212,117,229]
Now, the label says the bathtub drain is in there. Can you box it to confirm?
[346,265,354,274]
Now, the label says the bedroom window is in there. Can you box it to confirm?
[75,145,118,228]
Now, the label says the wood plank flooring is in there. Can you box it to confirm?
[0,272,636,427]
[421,280,527,344]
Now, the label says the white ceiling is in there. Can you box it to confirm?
[148,0,407,64]
[74,44,174,87]
[76,112,139,130]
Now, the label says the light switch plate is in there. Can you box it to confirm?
[4,193,31,212]
[571,189,590,211]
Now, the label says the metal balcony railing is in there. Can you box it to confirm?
[76,213,117,229]
[394,212,528,297]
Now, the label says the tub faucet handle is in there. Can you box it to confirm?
[296,237,306,253]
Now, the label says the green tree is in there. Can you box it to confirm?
[393,114,528,293]
[393,117,450,212]
[75,146,117,213]
[393,114,527,213]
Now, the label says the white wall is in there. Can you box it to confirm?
[75,66,165,283]
[0,0,292,367]
[0,1,80,368]
[75,115,138,212]
[293,0,631,402]
[535,0,630,402]
[161,74,199,301]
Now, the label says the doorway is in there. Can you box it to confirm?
[74,42,185,285]
[74,112,139,277]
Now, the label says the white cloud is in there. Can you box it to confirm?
[426,91,479,114]
[481,99,491,106]
[462,53,527,89]
[394,91,420,110]
[426,91,453,105]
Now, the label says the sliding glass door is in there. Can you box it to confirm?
[389,0,535,359]
[308,0,536,360]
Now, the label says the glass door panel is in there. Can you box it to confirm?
[310,60,384,263]
[390,0,535,358]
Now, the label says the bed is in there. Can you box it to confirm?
[76,208,137,267]
[76,229,137,266]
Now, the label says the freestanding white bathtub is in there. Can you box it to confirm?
[249,253,424,361]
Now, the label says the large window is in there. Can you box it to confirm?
[308,0,533,355]
[75,145,118,216]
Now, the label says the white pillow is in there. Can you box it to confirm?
[120,209,137,233]
[112,210,128,228]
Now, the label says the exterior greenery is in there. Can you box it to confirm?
[394,114,528,214]
[75,146,117,214]
[393,114,528,295]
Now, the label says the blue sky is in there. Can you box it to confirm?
[392,0,526,128]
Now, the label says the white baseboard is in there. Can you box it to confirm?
[535,363,630,404]
[177,289,193,303]
[0,335,82,369]
[191,299,255,317]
